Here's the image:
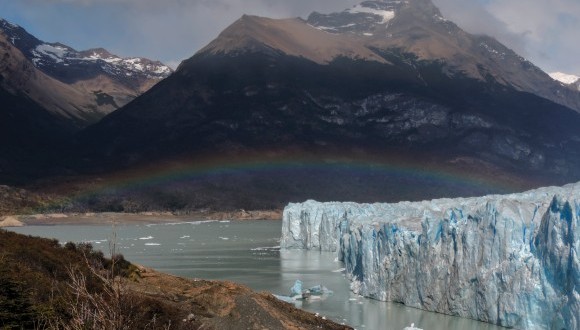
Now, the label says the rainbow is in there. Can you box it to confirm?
[63,152,532,204]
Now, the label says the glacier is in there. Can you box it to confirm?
[281,183,580,329]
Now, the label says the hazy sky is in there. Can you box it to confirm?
[1,0,578,75]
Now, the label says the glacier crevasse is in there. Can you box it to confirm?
[281,183,580,329]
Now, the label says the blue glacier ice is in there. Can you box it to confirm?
[281,183,580,329]
[290,279,303,297]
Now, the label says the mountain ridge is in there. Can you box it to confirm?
[63,0,580,213]
[5,0,580,211]
[201,1,580,114]
[0,18,172,126]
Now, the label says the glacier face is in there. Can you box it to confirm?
[281,183,580,329]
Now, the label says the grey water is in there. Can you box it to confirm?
[10,220,504,330]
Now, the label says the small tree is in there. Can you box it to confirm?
[58,223,137,330]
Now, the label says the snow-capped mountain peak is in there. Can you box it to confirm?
[0,18,19,30]
[27,42,173,79]
[78,48,172,77]
[1,18,172,81]
[346,3,396,24]
[306,0,448,37]
[307,1,406,35]
[31,43,72,65]
[0,17,173,126]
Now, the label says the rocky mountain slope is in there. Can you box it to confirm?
[305,0,580,113]
[281,182,580,329]
[201,0,580,113]
[0,18,172,184]
[0,18,172,127]
[0,38,75,182]
[74,0,580,207]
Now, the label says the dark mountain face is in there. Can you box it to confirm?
[306,1,580,113]
[0,18,172,184]
[0,86,73,184]
[80,49,580,179]
[78,1,580,181]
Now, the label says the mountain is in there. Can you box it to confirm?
[0,31,75,181]
[550,71,580,91]
[0,18,172,183]
[0,18,172,127]
[70,0,580,210]
[201,0,580,113]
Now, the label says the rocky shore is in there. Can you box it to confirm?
[0,209,282,227]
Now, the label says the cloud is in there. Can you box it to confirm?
[3,0,358,66]
[12,0,355,16]
[433,0,527,56]
[485,0,580,73]
[433,0,580,74]
[3,0,580,75]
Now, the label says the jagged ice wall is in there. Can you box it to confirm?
[281,183,580,329]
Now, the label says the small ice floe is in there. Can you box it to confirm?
[144,243,161,246]
[289,280,333,301]
[85,239,107,245]
[250,246,280,251]
[275,280,334,302]
[219,220,230,223]
[403,323,423,330]
[145,220,217,227]
[139,236,154,240]
[179,235,190,239]
[332,268,346,273]
[218,236,230,240]
[273,294,295,303]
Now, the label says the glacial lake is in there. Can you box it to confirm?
[10,220,505,330]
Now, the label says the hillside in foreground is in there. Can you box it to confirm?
[0,229,350,329]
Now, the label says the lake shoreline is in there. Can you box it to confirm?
[0,209,282,227]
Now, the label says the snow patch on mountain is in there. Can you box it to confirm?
[1,18,171,80]
[81,50,172,76]
[33,44,69,64]
[550,72,580,85]
[479,42,506,60]
[347,4,395,24]
[29,43,172,79]
[0,18,19,30]
[307,1,406,35]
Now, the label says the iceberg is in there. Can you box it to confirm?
[287,279,334,301]
[281,183,580,329]
[290,279,303,297]
[403,323,423,330]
